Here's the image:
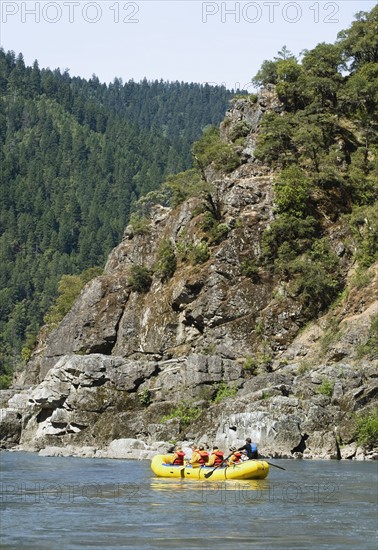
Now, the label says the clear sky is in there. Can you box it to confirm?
[0,1,376,90]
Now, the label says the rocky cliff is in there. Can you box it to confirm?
[1,88,377,460]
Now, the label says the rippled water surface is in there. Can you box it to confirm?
[1,452,377,549]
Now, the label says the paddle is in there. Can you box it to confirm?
[266,461,286,471]
[204,453,232,479]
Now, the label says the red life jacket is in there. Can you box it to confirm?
[212,450,224,465]
[172,451,185,465]
[198,450,209,464]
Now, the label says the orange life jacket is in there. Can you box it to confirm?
[172,451,185,465]
[198,450,209,464]
[231,451,243,463]
[212,450,224,465]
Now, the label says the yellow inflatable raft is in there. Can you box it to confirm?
[151,454,269,480]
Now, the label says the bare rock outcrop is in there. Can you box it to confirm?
[2,352,377,459]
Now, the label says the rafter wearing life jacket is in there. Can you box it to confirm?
[238,438,258,459]
[190,445,209,467]
[228,448,243,465]
[171,448,186,465]
[208,447,224,466]
[198,449,209,465]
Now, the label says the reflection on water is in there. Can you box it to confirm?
[150,477,270,492]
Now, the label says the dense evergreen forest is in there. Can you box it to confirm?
[0,52,237,383]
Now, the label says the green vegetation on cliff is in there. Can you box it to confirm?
[356,407,378,449]
[254,7,377,315]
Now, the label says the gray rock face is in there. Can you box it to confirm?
[17,276,130,386]
[220,85,284,163]
[6,88,377,460]
[3,352,377,460]
[3,354,242,451]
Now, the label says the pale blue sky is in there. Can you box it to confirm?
[1,1,376,89]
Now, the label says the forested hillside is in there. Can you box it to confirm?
[0,52,236,383]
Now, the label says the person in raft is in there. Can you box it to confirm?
[170,446,186,466]
[238,437,258,459]
[187,444,198,465]
[227,446,243,465]
[189,445,209,467]
[207,445,224,467]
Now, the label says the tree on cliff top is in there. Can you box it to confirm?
[252,6,377,316]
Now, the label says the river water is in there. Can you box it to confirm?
[0,451,377,549]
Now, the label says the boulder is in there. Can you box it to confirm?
[0,408,21,447]
[106,438,148,459]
